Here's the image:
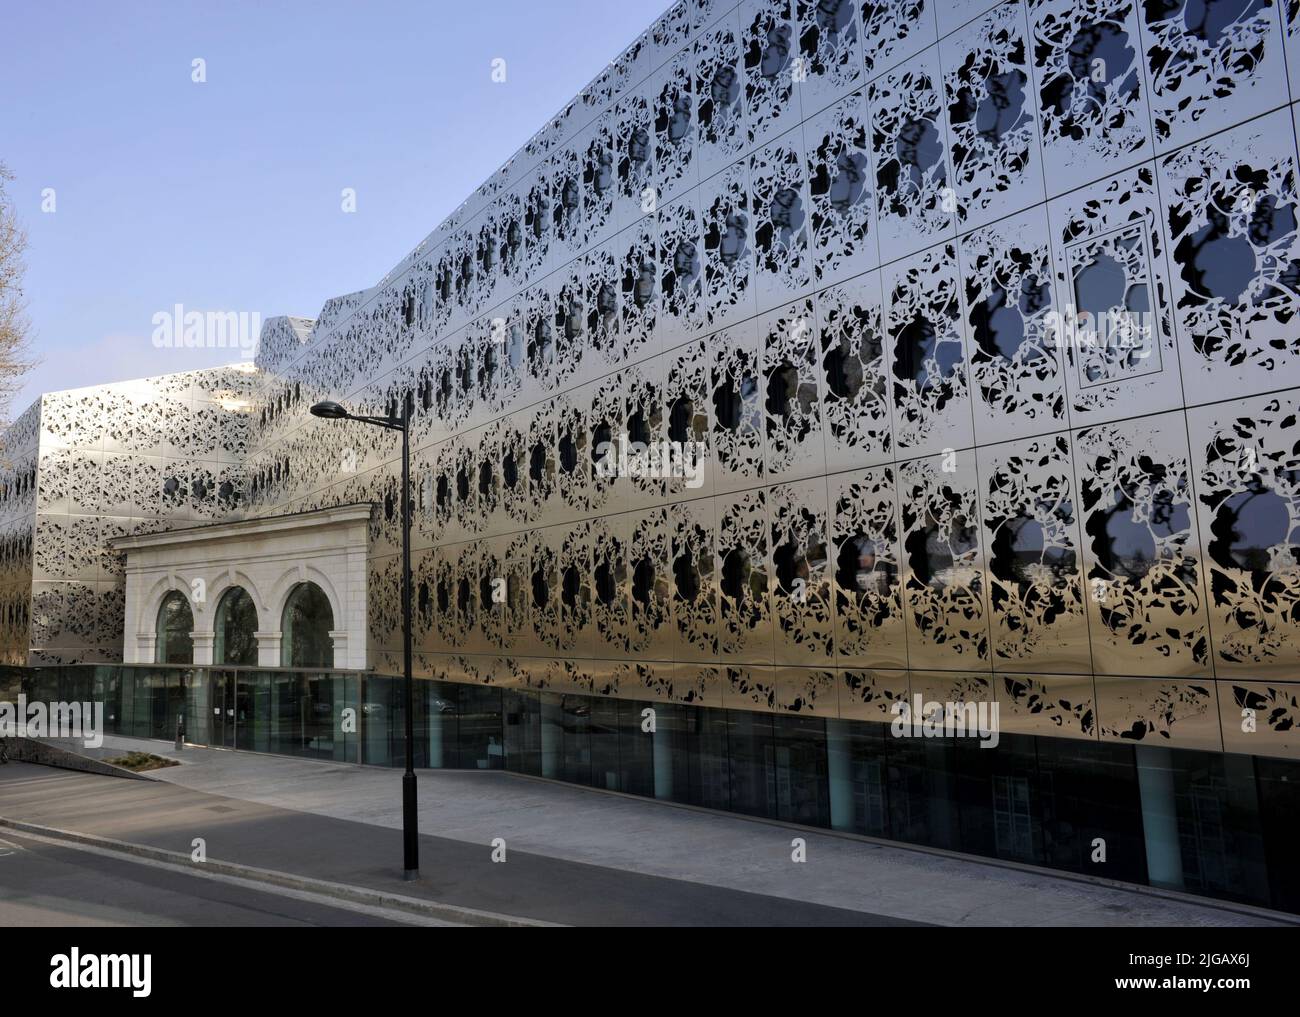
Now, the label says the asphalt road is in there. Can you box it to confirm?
[0,830,411,927]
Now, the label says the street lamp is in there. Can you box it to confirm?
[311,397,419,881]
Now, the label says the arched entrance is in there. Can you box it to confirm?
[281,581,335,668]
[155,590,194,664]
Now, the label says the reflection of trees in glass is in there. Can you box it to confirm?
[281,582,334,668]
[156,590,193,665]
[215,587,257,666]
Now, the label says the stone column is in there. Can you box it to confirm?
[254,630,282,668]
[191,632,215,666]
[328,629,349,669]
[133,633,156,664]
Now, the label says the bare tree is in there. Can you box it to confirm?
[0,162,36,422]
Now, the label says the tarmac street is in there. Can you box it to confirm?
[0,827,413,926]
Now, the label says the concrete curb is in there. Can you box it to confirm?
[0,815,558,928]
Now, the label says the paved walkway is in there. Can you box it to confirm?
[0,761,904,926]
[4,735,1290,926]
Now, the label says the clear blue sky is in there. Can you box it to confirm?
[1,0,669,413]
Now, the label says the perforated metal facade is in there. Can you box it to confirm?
[8,0,1300,762]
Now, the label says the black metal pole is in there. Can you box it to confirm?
[400,399,419,880]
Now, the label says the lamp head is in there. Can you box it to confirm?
[310,401,349,420]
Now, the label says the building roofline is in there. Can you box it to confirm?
[109,502,374,551]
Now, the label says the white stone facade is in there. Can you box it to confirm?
[114,503,370,669]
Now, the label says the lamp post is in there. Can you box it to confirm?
[311,398,419,881]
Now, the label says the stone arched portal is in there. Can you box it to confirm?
[113,504,370,669]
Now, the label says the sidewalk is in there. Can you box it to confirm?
[0,759,904,926]
[4,735,1291,926]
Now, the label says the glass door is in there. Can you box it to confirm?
[209,670,236,748]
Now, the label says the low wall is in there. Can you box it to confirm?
[3,737,151,780]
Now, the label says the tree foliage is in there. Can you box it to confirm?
[0,163,35,422]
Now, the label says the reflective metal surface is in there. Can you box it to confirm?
[7,0,1300,762]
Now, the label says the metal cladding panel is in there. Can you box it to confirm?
[602,658,667,703]
[454,439,481,539]
[939,1,1045,232]
[658,188,705,345]
[627,505,675,661]
[1159,108,1300,406]
[529,524,564,655]
[883,241,973,458]
[740,0,803,151]
[614,79,659,233]
[586,373,629,517]
[759,297,826,482]
[664,338,716,502]
[829,465,907,670]
[1143,0,1286,154]
[716,487,774,664]
[456,542,489,656]
[671,661,725,708]
[500,530,535,656]
[11,0,1300,760]
[553,391,591,517]
[469,420,504,538]
[1189,389,1300,679]
[806,93,878,295]
[1029,0,1153,198]
[816,271,892,472]
[867,45,955,264]
[1219,680,1300,759]
[978,433,1091,674]
[581,110,620,253]
[907,670,997,737]
[589,513,632,655]
[774,664,837,716]
[617,214,661,363]
[1095,675,1223,752]
[694,7,747,181]
[960,205,1066,446]
[838,667,910,724]
[898,452,990,671]
[582,240,625,385]
[750,127,814,313]
[622,357,669,512]
[768,479,834,665]
[698,161,756,333]
[651,47,700,205]
[559,519,596,659]
[477,535,506,650]
[996,672,1097,740]
[669,496,719,662]
[1046,163,1183,427]
[708,317,766,495]
[1072,411,1211,678]
[722,660,778,712]
[524,402,561,527]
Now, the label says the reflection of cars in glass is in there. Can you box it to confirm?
[361,702,387,716]
[311,701,333,717]
[429,696,457,714]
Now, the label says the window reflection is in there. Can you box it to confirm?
[155,590,193,665]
